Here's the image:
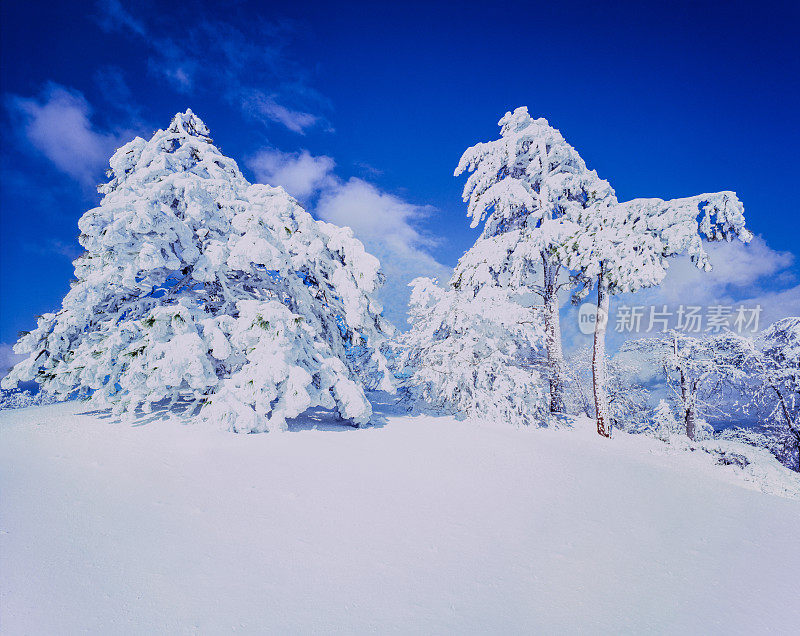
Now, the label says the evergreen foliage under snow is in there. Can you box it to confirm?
[399,277,548,426]
[2,111,394,431]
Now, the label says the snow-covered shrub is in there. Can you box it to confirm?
[650,399,683,441]
[717,423,798,473]
[0,389,60,411]
[693,418,715,441]
[399,277,549,427]
[2,110,394,431]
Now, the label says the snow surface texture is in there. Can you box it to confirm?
[2,401,798,634]
[2,110,394,431]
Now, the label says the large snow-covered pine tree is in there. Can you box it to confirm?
[2,110,394,431]
[454,106,616,415]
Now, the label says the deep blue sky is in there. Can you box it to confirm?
[1,0,798,344]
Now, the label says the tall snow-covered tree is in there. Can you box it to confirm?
[454,107,615,414]
[399,277,548,426]
[2,110,394,432]
[560,191,750,436]
[454,106,751,434]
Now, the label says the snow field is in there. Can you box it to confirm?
[2,401,798,634]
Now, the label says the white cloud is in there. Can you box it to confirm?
[248,147,452,326]
[650,237,794,305]
[7,85,120,186]
[317,178,451,327]
[740,283,800,330]
[317,178,436,252]
[248,149,336,200]
[0,343,24,377]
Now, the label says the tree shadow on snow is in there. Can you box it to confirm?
[77,398,202,428]
[286,391,404,432]
[77,392,404,432]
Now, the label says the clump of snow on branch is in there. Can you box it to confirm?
[559,191,751,300]
[2,110,394,431]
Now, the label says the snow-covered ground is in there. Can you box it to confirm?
[2,398,799,634]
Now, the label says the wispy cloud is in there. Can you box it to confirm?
[6,84,122,187]
[95,0,326,134]
[96,0,146,37]
[242,91,320,134]
[93,66,132,105]
[23,238,83,262]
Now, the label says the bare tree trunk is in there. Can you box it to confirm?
[542,253,566,415]
[680,368,697,440]
[593,265,611,437]
[772,384,792,429]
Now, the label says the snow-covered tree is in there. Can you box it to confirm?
[651,399,682,441]
[454,107,750,436]
[399,277,549,426]
[0,388,60,411]
[2,110,394,432]
[624,331,751,440]
[559,189,750,438]
[744,317,800,471]
[454,107,616,415]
